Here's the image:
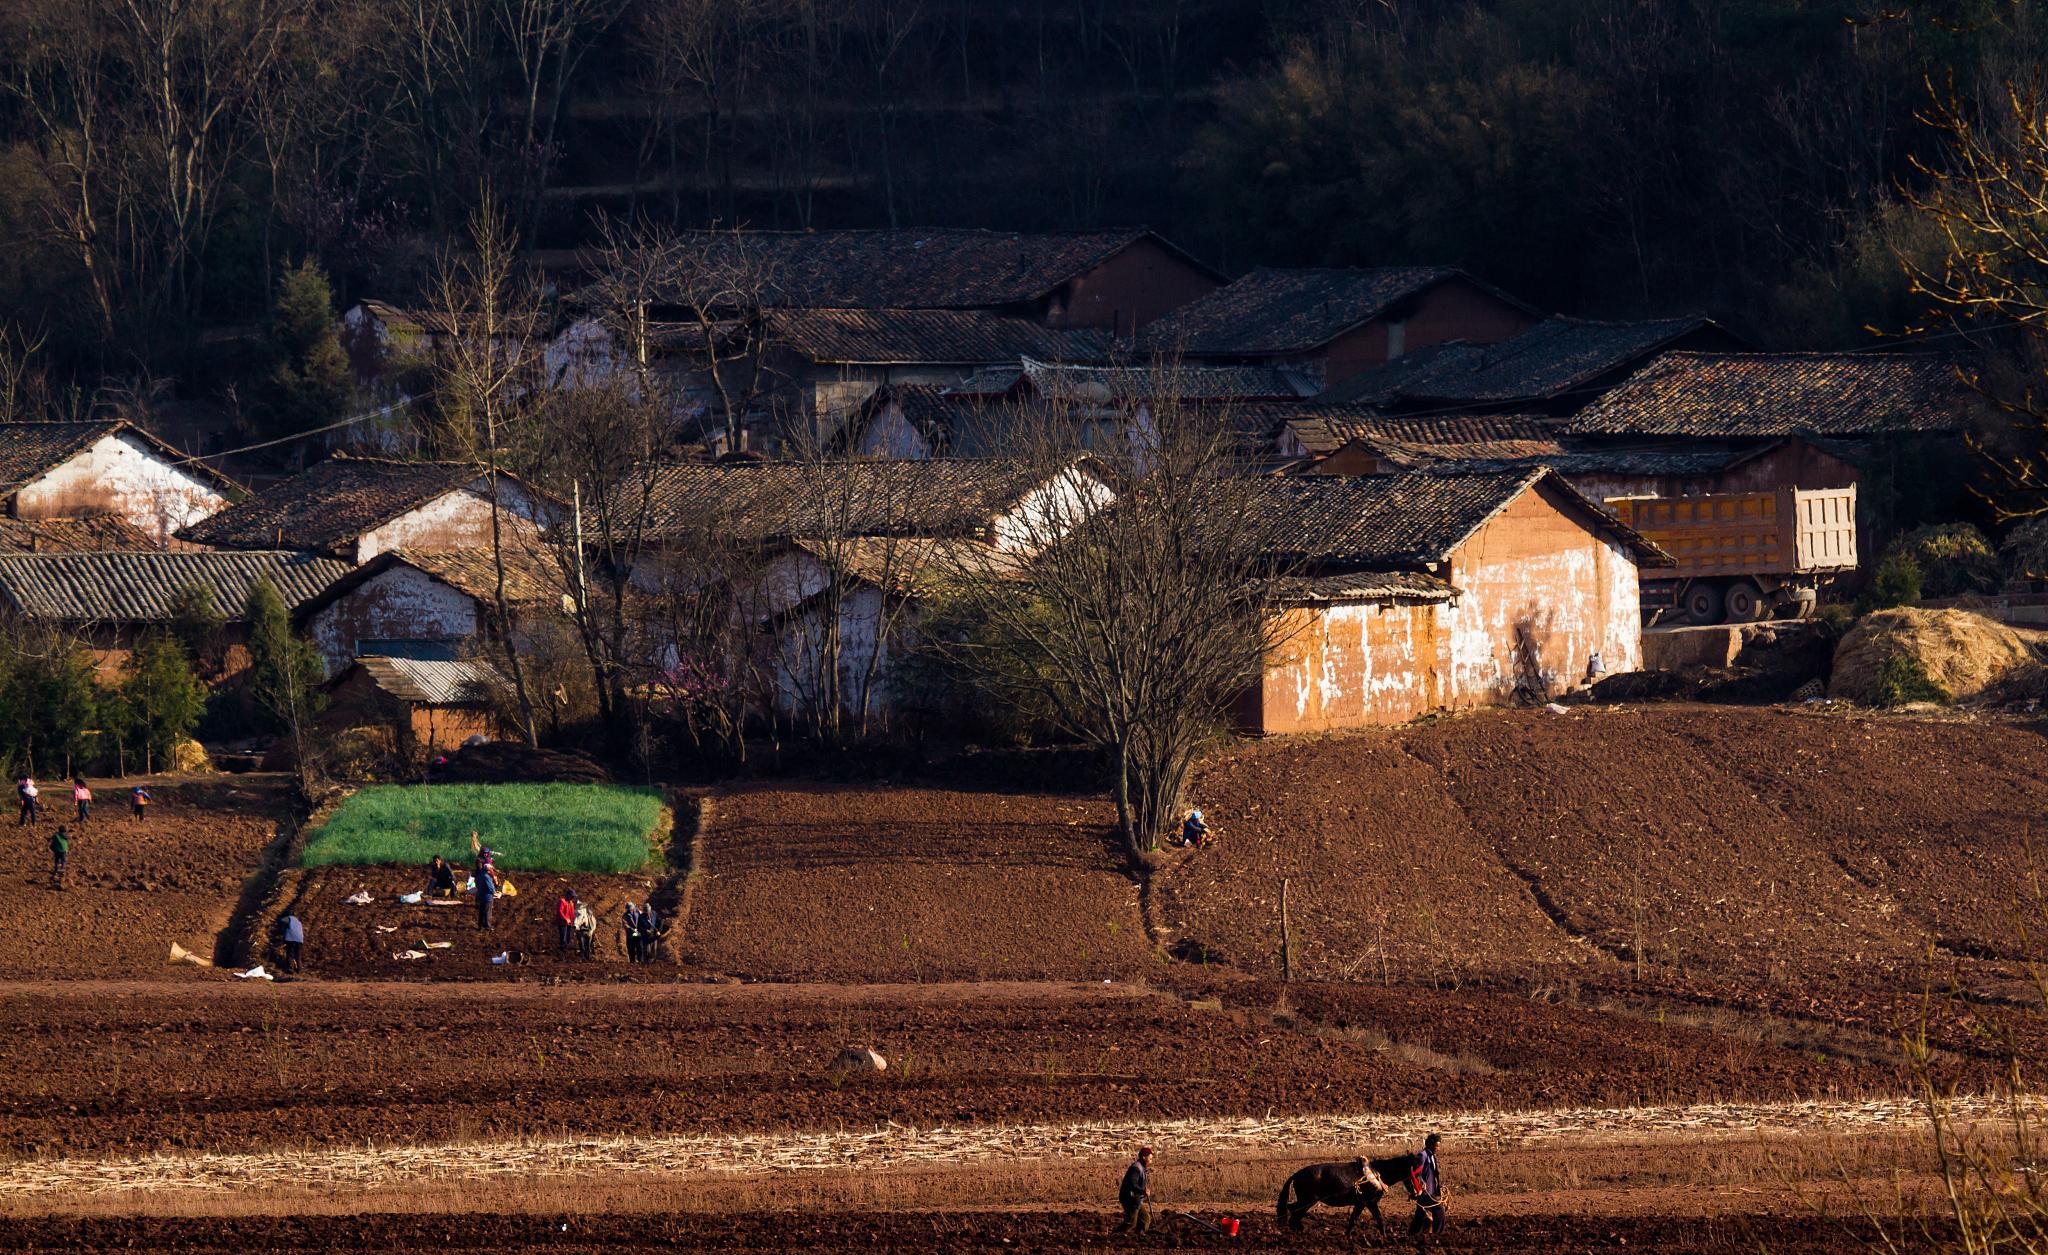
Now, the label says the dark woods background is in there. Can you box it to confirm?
[0,0,2035,388]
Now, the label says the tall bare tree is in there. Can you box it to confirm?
[929,364,1289,860]
[425,196,545,746]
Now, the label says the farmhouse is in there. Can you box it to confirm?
[1243,468,1670,734]
[1138,266,1539,387]
[296,546,566,676]
[0,550,350,679]
[324,655,509,753]
[0,421,237,544]
[177,455,552,564]
[1316,315,1742,414]
[1565,352,1975,440]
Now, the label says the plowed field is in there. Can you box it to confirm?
[681,785,1149,981]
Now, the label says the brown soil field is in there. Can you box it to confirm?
[0,1210,1906,1253]
[260,865,665,978]
[0,776,284,980]
[1165,706,2048,991]
[0,979,1915,1159]
[681,785,1152,981]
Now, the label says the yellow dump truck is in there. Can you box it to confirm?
[1605,485,1858,624]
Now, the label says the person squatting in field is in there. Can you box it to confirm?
[1113,1146,1152,1234]
[427,855,457,898]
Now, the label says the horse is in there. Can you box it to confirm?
[1275,1153,1422,1235]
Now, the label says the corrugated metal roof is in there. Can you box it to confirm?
[0,551,351,623]
[353,655,508,706]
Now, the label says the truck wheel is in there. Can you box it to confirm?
[1723,581,1763,623]
[1684,582,1725,625]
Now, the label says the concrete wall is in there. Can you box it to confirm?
[13,433,229,543]
[1254,600,1449,733]
[352,485,545,563]
[304,565,480,675]
[1053,236,1221,333]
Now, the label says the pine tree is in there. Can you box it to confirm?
[121,635,207,774]
[266,260,355,437]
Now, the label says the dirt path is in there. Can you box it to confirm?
[2,1092,2016,1203]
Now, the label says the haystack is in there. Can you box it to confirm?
[1829,608,2039,704]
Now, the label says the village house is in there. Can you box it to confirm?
[1564,352,1975,444]
[1242,468,1670,734]
[1313,315,1742,414]
[176,454,553,564]
[0,550,351,679]
[323,655,510,754]
[1137,266,1539,389]
[0,421,238,544]
[294,546,566,676]
[633,457,1112,721]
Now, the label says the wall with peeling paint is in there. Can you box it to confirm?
[304,565,479,675]
[352,486,546,563]
[1249,480,1643,733]
[12,433,228,543]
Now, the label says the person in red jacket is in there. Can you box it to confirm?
[555,889,578,955]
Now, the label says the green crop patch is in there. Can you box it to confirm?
[301,783,668,875]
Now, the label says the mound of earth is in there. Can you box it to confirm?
[681,785,1149,981]
[0,776,285,979]
[1829,607,2038,703]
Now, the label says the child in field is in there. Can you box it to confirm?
[48,825,67,888]
[72,778,90,824]
[17,777,38,826]
[130,784,151,821]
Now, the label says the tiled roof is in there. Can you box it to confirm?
[1285,412,1561,458]
[1267,570,1460,605]
[0,421,236,495]
[652,228,1194,309]
[1321,316,1727,407]
[770,309,1110,364]
[1247,467,1667,567]
[0,516,162,553]
[1018,357,1317,400]
[349,655,508,706]
[786,536,1023,591]
[385,547,564,604]
[0,551,350,624]
[1432,445,1767,478]
[1567,352,1975,437]
[177,456,487,552]
[635,458,1101,542]
[1139,266,1529,356]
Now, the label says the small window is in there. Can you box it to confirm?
[1385,320,1408,359]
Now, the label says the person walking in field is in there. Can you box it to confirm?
[48,824,67,888]
[1407,1133,1446,1241]
[639,900,660,963]
[555,889,578,955]
[71,778,90,825]
[573,899,596,959]
[129,784,151,822]
[281,913,305,973]
[474,861,498,931]
[1113,1146,1153,1235]
[17,777,38,827]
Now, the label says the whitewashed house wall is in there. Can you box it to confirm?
[13,432,229,543]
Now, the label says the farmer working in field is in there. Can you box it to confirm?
[48,824,67,888]
[474,860,498,931]
[129,784,151,821]
[573,898,596,959]
[621,902,642,962]
[639,900,660,963]
[1408,1133,1445,1240]
[555,888,578,955]
[281,913,305,973]
[17,776,38,826]
[1174,809,1208,850]
[71,778,90,824]
[1113,1145,1153,1235]
[427,855,457,898]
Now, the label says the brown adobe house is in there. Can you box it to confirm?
[0,421,239,545]
[1241,468,1670,734]
[176,455,555,565]
[1137,266,1540,388]
[644,227,1222,333]
[294,546,567,677]
[0,550,351,680]
[1315,315,1743,415]
[323,655,511,754]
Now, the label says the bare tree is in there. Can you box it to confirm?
[498,0,626,241]
[424,196,546,746]
[928,364,1290,860]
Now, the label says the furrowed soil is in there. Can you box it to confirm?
[0,776,285,979]
[681,785,1149,981]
